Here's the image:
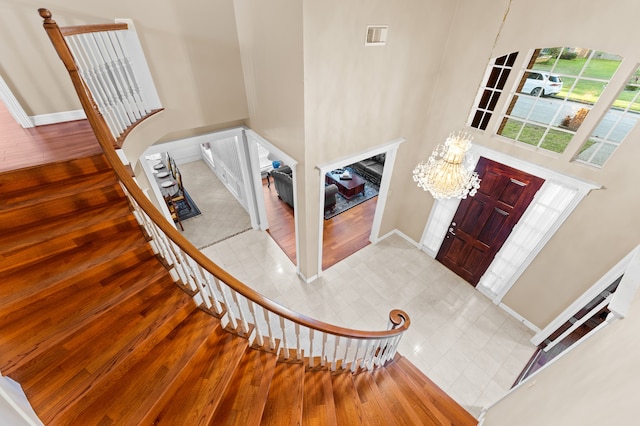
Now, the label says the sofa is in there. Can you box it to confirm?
[271,165,339,211]
[350,153,385,184]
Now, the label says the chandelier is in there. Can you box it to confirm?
[412,131,481,199]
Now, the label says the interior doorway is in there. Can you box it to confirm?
[436,157,544,286]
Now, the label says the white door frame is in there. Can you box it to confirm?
[244,129,301,273]
[315,138,405,277]
[419,145,601,312]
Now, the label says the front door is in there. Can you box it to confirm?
[436,157,544,286]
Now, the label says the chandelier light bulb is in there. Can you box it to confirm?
[413,131,481,199]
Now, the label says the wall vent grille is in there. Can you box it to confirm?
[365,26,388,46]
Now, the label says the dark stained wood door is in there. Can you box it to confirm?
[436,157,544,286]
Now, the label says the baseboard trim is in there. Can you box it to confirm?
[31,109,86,126]
[498,302,541,333]
[376,229,420,247]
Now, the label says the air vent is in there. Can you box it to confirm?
[365,25,388,46]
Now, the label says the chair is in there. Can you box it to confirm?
[170,170,192,211]
[164,196,184,231]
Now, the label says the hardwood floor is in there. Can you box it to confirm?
[0,102,101,172]
[262,176,377,270]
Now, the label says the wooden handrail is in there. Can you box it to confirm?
[38,8,410,342]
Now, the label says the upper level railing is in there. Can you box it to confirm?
[39,8,410,372]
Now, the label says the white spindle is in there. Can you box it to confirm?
[331,336,340,371]
[78,33,130,134]
[93,32,137,123]
[350,340,362,373]
[230,290,249,335]
[248,302,264,348]
[201,269,224,315]
[263,309,276,351]
[308,329,315,368]
[217,283,238,331]
[110,31,149,117]
[321,333,328,367]
[295,323,302,360]
[279,317,289,359]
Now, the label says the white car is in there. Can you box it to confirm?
[521,71,563,97]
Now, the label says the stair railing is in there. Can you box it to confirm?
[39,9,410,373]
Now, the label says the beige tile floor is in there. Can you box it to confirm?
[181,162,535,418]
[178,160,252,249]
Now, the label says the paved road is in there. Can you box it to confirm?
[510,95,639,142]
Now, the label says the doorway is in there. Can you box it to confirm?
[436,157,544,286]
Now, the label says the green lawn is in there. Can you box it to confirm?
[500,119,572,153]
[533,56,640,111]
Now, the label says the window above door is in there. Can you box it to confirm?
[470,47,640,168]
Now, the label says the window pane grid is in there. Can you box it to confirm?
[499,47,622,155]
[576,66,640,167]
[469,52,518,130]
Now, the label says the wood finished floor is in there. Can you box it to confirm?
[262,177,377,270]
[0,102,101,172]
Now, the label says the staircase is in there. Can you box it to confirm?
[0,155,477,425]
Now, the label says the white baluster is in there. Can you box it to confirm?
[279,317,289,360]
[295,323,302,360]
[230,290,249,335]
[110,31,149,116]
[350,340,362,373]
[321,333,328,367]
[308,329,315,368]
[263,309,276,351]
[67,35,122,137]
[331,336,340,372]
[248,302,264,348]
[93,31,137,123]
[221,285,239,331]
[201,268,223,315]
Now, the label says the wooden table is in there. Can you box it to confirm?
[325,171,366,200]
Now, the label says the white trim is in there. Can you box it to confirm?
[420,144,601,321]
[532,244,640,346]
[244,129,301,274]
[377,228,420,247]
[480,316,613,419]
[315,138,405,277]
[498,302,542,333]
[0,74,33,128]
[243,131,269,231]
[30,109,86,126]
[470,144,600,192]
[0,373,44,425]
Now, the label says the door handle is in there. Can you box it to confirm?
[448,227,456,236]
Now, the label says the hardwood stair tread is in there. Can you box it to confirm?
[0,167,119,211]
[0,212,138,275]
[61,309,221,426]
[0,183,127,233]
[331,372,365,426]
[0,238,155,320]
[303,370,339,426]
[21,278,197,424]
[145,323,250,425]
[0,154,111,194]
[0,240,163,373]
[353,369,401,426]
[210,347,279,425]
[392,356,477,426]
[0,200,132,254]
[260,360,305,425]
[13,268,184,389]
